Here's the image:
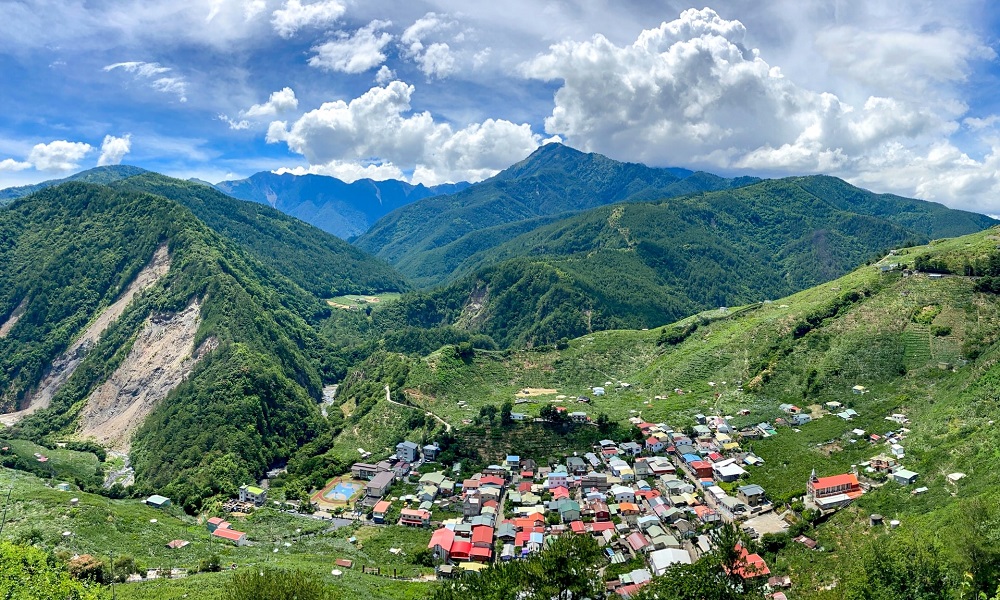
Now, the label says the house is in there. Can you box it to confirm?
[396,441,420,463]
[591,500,610,521]
[870,454,898,473]
[351,462,380,480]
[779,404,801,414]
[689,460,713,479]
[372,500,392,524]
[510,412,529,421]
[569,411,588,423]
[428,527,455,561]
[610,485,636,504]
[238,484,267,506]
[366,471,395,498]
[852,385,868,394]
[206,517,229,533]
[736,484,767,508]
[212,528,247,546]
[626,531,650,553]
[807,470,863,509]
[713,460,747,483]
[418,485,438,503]
[893,469,919,485]
[450,540,473,561]
[546,471,569,489]
[649,548,692,575]
[472,525,495,549]
[566,456,587,475]
[145,495,171,508]
[791,414,812,426]
[463,495,482,517]
[400,508,431,527]
[645,437,665,453]
[506,455,521,468]
[728,544,770,579]
[423,443,441,461]
[620,442,643,456]
[555,499,581,522]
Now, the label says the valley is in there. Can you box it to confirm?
[0,151,998,600]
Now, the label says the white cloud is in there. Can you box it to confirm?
[27,140,93,171]
[522,8,972,185]
[375,65,395,85]
[309,20,393,73]
[97,135,132,166]
[244,0,267,20]
[104,61,189,102]
[244,87,298,118]
[274,159,405,182]
[401,12,458,78]
[0,158,31,172]
[266,81,541,184]
[221,87,298,130]
[271,0,345,38]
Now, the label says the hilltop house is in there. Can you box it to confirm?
[400,508,431,527]
[807,470,863,509]
[366,471,395,499]
[238,484,267,506]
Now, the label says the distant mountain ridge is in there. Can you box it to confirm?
[0,165,148,203]
[368,175,997,347]
[214,172,470,239]
[354,142,761,288]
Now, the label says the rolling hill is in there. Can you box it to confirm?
[354,142,759,288]
[0,176,407,511]
[214,171,469,239]
[365,176,996,347]
[327,225,1000,598]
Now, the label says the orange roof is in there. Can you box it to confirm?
[207,517,226,525]
[727,544,770,579]
[429,528,455,551]
[471,526,494,544]
[212,528,245,541]
[401,508,430,519]
[619,502,639,512]
[373,500,391,513]
[813,473,859,488]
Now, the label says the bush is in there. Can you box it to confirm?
[223,567,337,600]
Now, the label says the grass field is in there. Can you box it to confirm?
[0,468,437,600]
[327,293,402,310]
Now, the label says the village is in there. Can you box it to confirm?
[325,385,936,599]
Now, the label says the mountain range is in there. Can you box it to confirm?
[214,172,469,239]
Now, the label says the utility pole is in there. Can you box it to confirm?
[0,471,16,537]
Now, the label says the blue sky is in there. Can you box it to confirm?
[1,0,999,215]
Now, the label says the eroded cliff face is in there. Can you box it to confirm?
[77,299,215,451]
[0,245,171,426]
[0,298,28,339]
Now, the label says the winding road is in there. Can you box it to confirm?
[384,385,452,432]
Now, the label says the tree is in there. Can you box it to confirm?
[500,400,514,426]
[0,542,108,600]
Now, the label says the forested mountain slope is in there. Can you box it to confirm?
[0,180,380,510]
[366,177,996,347]
[355,142,757,288]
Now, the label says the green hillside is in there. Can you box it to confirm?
[112,174,409,297]
[297,226,1000,598]
[0,165,149,203]
[364,177,995,347]
[355,143,756,288]
[0,181,370,510]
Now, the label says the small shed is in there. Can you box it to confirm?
[893,469,919,485]
[146,495,171,508]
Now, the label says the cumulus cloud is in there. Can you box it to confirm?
[97,135,132,166]
[309,20,393,73]
[27,140,93,171]
[0,158,32,172]
[104,61,188,102]
[221,87,298,130]
[266,81,541,184]
[274,159,405,182]
[271,0,345,38]
[523,8,965,179]
[375,65,395,85]
[401,13,458,78]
